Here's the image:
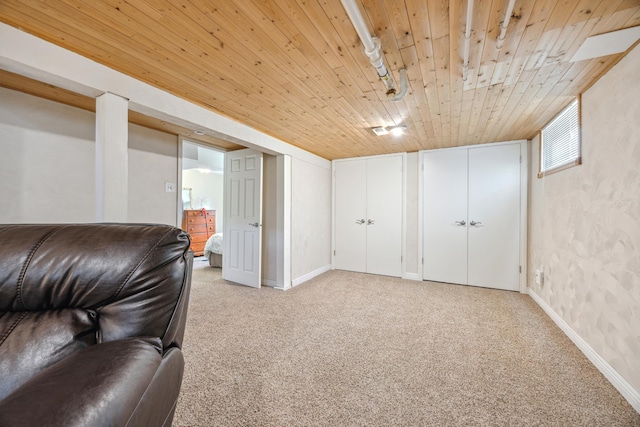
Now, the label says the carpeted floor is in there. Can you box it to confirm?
[173,257,640,426]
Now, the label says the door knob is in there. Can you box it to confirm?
[470,221,482,226]
[455,220,466,226]
[367,219,375,225]
[355,219,365,225]
[249,222,261,227]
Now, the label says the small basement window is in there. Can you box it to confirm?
[538,98,581,178]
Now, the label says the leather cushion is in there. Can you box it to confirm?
[0,224,190,347]
[0,337,165,427]
[0,308,97,400]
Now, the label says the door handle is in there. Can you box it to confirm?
[355,219,365,225]
[455,220,466,226]
[367,219,375,225]
[249,222,261,228]
[470,221,482,226]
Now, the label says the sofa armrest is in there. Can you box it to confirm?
[0,337,182,427]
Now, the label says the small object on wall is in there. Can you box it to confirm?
[165,182,177,192]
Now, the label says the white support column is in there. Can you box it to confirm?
[276,155,292,289]
[95,92,129,222]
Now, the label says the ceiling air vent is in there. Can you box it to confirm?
[371,126,389,136]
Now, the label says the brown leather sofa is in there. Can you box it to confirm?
[0,224,193,427]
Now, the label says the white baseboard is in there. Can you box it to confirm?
[291,264,332,288]
[404,272,421,281]
[528,288,640,414]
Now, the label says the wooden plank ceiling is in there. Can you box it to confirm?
[0,0,639,160]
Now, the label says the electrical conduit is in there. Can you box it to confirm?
[340,0,408,101]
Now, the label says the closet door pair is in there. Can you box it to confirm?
[333,154,403,277]
[422,142,522,291]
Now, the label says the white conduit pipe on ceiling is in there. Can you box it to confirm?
[340,0,408,101]
[496,0,517,49]
[462,0,474,82]
[389,68,408,101]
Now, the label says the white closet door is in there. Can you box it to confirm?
[334,159,367,272]
[366,155,403,277]
[422,149,468,285]
[468,144,521,291]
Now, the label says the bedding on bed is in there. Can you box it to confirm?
[204,233,223,258]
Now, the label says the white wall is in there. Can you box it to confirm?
[0,87,180,225]
[528,43,640,399]
[291,157,331,282]
[127,123,178,226]
[182,169,224,231]
[0,88,96,223]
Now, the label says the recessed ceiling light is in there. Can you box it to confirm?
[193,130,205,136]
[571,26,640,62]
[389,125,407,136]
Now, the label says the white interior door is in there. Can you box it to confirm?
[334,159,367,272]
[422,149,469,285]
[366,155,402,277]
[223,148,263,288]
[468,144,521,291]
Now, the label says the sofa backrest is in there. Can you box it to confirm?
[0,224,192,400]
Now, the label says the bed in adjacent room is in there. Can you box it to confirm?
[204,232,223,268]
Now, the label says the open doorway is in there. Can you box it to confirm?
[179,139,286,288]
[180,140,225,267]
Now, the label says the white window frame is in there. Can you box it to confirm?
[538,97,582,178]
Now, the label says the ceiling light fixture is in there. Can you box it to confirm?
[389,125,407,136]
[193,130,205,136]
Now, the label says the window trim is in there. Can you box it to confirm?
[537,96,582,178]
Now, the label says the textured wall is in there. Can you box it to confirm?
[127,123,178,226]
[0,86,180,226]
[0,87,95,223]
[291,157,331,280]
[528,44,640,392]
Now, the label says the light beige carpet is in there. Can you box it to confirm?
[174,257,640,426]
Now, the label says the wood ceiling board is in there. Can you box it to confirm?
[1,0,639,160]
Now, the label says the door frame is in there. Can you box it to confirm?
[176,137,226,228]
[178,138,293,290]
[418,140,528,293]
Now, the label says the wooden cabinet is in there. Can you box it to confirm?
[181,209,216,256]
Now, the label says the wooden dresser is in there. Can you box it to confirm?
[181,209,216,256]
